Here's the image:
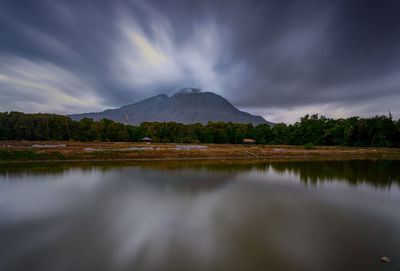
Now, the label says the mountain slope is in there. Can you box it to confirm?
[68,88,272,126]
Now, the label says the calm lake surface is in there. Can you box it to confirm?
[0,159,399,271]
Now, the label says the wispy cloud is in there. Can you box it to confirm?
[112,8,225,95]
[0,57,107,114]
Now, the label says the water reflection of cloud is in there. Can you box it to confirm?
[1,161,400,271]
[106,186,224,270]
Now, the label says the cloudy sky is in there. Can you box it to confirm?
[0,0,399,123]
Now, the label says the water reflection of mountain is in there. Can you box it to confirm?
[271,159,400,187]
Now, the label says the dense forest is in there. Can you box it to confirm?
[1,112,399,147]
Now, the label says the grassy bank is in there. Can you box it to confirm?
[0,150,65,161]
[1,141,400,163]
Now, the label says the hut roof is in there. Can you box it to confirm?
[142,137,152,141]
[243,138,256,143]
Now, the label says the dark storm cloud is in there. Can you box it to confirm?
[0,0,399,122]
[224,0,400,106]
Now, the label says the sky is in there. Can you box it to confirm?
[0,0,400,123]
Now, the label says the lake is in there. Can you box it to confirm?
[0,159,399,271]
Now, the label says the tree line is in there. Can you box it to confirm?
[1,112,399,147]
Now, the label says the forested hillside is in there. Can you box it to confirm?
[1,112,399,147]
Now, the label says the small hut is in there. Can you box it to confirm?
[242,138,256,145]
[142,137,152,144]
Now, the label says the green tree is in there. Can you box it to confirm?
[88,122,105,141]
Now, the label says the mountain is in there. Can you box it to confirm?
[68,88,272,126]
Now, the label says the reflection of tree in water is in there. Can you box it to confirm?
[0,161,244,193]
[271,160,400,187]
[0,162,121,179]
[0,160,263,178]
[1,159,399,188]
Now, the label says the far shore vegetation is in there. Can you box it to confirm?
[1,112,400,148]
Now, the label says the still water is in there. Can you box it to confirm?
[0,159,399,271]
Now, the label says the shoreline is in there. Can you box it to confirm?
[1,141,400,163]
[0,155,398,165]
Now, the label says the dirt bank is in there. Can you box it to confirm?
[1,141,400,162]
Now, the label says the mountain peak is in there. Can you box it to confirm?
[68,89,273,126]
